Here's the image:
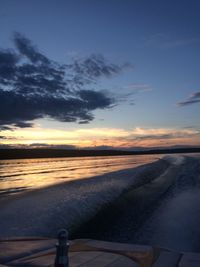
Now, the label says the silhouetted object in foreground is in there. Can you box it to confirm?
[55,229,69,267]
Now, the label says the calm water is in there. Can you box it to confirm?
[0,154,159,196]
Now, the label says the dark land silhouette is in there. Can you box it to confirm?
[0,147,199,160]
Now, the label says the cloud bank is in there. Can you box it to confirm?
[0,33,125,130]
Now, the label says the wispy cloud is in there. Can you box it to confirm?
[130,127,200,140]
[177,91,200,106]
[145,33,200,48]
[2,126,199,148]
[119,127,200,148]
[0,33,128,130]
[117,83,152,106]
[125,83,152,92]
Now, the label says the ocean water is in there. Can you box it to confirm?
[0,154,168,238]
[0,154,158,197]
[1,154,199,252]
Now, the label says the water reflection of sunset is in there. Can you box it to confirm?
[0,155,157,196]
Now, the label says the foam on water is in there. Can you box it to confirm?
[150,190,200,251]
[133,155,200,252]
[1,154,199,253]
[0,156,169,238]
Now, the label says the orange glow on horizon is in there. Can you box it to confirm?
[1,126,200,148]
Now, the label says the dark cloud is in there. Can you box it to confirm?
[134,131,200,141]
[134,134,173,141]
[13,122,34,128]
[179,99,200,106]
[0,125,13,131]
[13,32,50,64]
[0,89,114,128]
[0,135,16,140]
[0,50,19,84]
[69,54,122,80]
[27,143,77,149]
[177,91,200,106]
[0,33,125,130]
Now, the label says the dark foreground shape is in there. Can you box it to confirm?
[0,236,200,266]
[55,229,69,267]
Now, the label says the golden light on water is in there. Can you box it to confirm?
[0,154,158,194]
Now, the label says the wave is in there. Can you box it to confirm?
[0,156,169,238]
[132,155,200,252]
[0,155,158,195]
[76,155,200,252]
[2,154,200,253]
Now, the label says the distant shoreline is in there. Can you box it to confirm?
[0,147,199,160]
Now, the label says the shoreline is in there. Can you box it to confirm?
[0,147,200,160]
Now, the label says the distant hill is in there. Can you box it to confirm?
[0,147,199,160]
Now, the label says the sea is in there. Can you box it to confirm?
[1,153,200,252]
[0,154,158,197]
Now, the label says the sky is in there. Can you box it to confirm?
[0,0,200,149]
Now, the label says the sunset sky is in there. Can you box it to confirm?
[0,0,200,149]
